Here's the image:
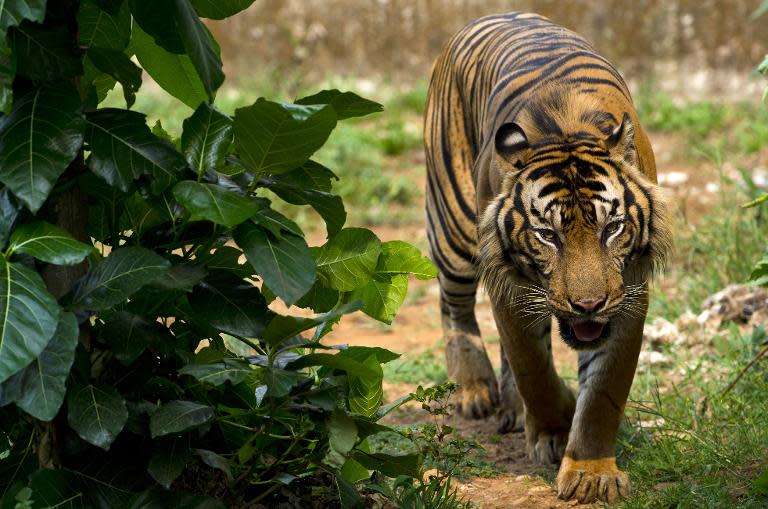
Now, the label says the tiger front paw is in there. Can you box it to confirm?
[556,456,630,504]
[524,383,574,463]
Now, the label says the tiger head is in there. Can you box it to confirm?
[478,91,672,350]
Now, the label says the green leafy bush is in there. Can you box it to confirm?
[0,1,440,507]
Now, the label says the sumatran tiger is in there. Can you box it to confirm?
[424,12,671,504]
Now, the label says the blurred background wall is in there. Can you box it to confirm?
[208,0,766,96]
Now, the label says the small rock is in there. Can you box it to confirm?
[657,171,689,186]
[639,350,669,365]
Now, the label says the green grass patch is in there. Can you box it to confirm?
[383,347,447,385]
[635,87,768,158]
[619,327,768,508]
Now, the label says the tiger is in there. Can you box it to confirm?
[424,12,671,504]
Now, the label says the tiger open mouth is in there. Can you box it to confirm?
[558,317,611,346]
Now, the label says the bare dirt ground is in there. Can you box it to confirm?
[315,132,761,508]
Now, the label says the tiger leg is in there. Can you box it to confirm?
[492,299,575,462]
[438,274,499,419]
[497,342,526,433]
[555,312,645,503]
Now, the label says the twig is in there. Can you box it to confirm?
[721,342,768,396]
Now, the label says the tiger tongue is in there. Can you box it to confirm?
[571,321,605,342]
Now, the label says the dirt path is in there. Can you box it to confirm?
[315,132,755,507]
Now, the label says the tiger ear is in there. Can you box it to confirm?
[495,122,529,169]
[606,112,636,164]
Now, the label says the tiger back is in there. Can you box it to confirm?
[424,12,671,504]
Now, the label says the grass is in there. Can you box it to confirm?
[618,327,768,508]
[383,346,447,385]
[635,86,768,158]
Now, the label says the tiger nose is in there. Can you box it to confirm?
[571,297,606,314]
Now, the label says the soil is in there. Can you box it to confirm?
[310,133,765,508]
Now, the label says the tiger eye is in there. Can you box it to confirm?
[539,229,557,241]
[605,222,622,235]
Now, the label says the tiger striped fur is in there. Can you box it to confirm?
[424,12,671,504]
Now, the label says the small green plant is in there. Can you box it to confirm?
[367,383,477,509]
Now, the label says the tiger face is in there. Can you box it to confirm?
[479,110,670,350]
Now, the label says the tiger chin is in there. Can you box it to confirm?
[424,13,672,504]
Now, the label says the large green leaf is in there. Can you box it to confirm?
[85,109,185,193]
[278,160,337,192]
[80,56,117,108]
[252,207,303,239]
[336,474,364,509]
[97,311,156,365]
[265,366,304,398]
[67,384,128,449]
[130,0,223,101]
[202,246,252,279]
[27,469,85,509]
[147,438,192,489]
[78,0,131,50]
[131,22,208,109]
[351,451,421,479]
[344,235,436,324]
[179,358,251,386]
[128,0,183,51]
[0,258,60,383]
[296,90,383,120]
[152,263,207,291]
[150,400,214,438]
[190,0,255,19]
[265,172,345,237]
[88,48,142,108]
[235,222,316,306]
[181,103,233,175]
[0,85,84,213]
[172,181,261,227]
[9,22,82,81]
[173,0,224,101]
[188,271,271,337]
[376,241,437,280]
[0,313,77,421]
[286,346,394,378]
[324,410,357,469]
[349,273,408,325]
[0,188,18,249]
[295,280,340,313]
[193,449,232,482]
[0,0,46,45]
[66,247,171,312]
[314,228,381,291]
[261,302,360,345]
[233,99,337,176]
[348,355,383,417]
[7,221,92,265]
